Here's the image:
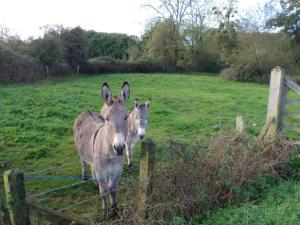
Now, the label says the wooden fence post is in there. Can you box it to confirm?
[236,115,245,134]
[3,169,30,225]
[260,66,287,140]
[138,139,155,220]
[0,184,11,225]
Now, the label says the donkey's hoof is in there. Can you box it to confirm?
[101,209,109,218]
[111,205,120,215]
[128,163,134,172]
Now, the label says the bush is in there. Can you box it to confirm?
[221,32,295,83]
[0,44,45,83]
[81,56,165,74]
[147,131,299,222]
[49,62,72,76]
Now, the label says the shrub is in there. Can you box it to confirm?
[221,32,295,83]
[147,131,299,222]
[81,56,164,74]
[49,62,72,76]
[0,44,45,83]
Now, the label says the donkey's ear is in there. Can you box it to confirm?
[134,98,140,108]
[101,82,112,104]
[120,81,130,102]
[146,98,151,108]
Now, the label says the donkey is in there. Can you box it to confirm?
[126,99,151,170]
[73,82,130,213]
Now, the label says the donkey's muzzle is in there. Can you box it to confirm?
[114,144,125,155]
[139,135,145,140]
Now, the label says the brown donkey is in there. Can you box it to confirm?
[73,82,130,213]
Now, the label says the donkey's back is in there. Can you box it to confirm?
[73,111,104,163]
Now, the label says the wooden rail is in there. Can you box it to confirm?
[28,201,88,225]
[284,76,300,95]
[260,66,300,140]
[287,99,300,105]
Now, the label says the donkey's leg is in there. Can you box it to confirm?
[81,160,89,181]
[94,168,109,213]
[125,143,132,168]
[91,167,99,188]
[109,174,121,213]
[98,180,109,213]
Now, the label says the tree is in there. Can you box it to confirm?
[213,0,239,64]
[144,0,195,65]
[266,0,300,44]
[221,32,295,82]
[238,3,277,33]
[87,31,138,60]
[146,19,182,67]
[29,34,63,75]
[61,26,88,72]
[183,28,221,72]
[144,0,195,30]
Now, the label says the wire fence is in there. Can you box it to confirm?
[0,107,276,224]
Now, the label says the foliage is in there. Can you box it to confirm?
[0,43,45,82]
[148,132,298,223]
[29,34,64,67]
[82,56,163,73]
[87,31,139,60]
[146,19,182,67]
[221,32,295,82]
[266,0,300,44]
[183,28,222,72]
[212,0,239,64]
[60,26,88,71]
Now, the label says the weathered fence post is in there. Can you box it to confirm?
[0,184,11,225]
[236,115,245,134]
[260,66,287,140]
[3,169,30,225]
[138,139,155,220]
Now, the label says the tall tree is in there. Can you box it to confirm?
[266,0,300,44]
[29,34,63,75]
[144,0,195,65]
[146,19,181,67]
[213,0,239,64]
[144,0,195,30]
[61,26,88,72]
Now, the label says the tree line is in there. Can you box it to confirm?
[0,0,299,83]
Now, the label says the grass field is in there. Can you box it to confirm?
[0,73,300,224]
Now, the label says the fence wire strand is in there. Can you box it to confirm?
[25,160,80,175]
[27,178,93,199]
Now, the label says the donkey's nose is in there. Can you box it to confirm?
[114,144,125,155]
[139,135,145,140]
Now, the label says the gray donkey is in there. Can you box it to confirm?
[73,82,130,213]
[126,99,151,170]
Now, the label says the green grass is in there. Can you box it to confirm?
[199,180,300,225]
[0,73,300,223]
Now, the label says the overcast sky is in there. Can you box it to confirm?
[0,0,269,39]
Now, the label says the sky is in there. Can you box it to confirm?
[0,0,269,39]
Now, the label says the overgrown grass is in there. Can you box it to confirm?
[0,73,299,224]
